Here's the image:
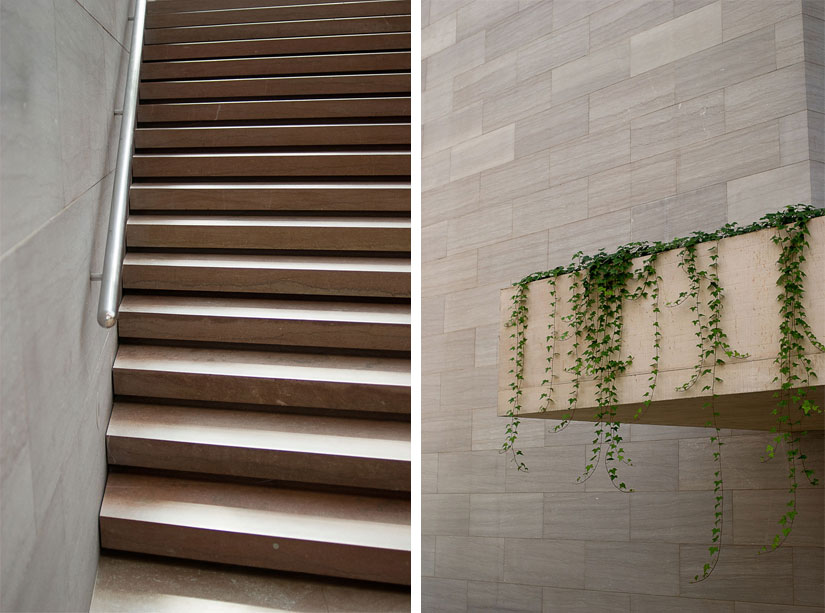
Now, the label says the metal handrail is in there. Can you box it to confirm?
[95,0,148,328]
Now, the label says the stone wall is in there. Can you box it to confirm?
[421,0,824,610]
[1,1,133,609]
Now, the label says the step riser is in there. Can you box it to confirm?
[137,98,411,122]
[139,74,411,101]
[113,370,411,414]
[107,436,410,491]
[142,33,412,61]
[144,16,411,45]
[146,0,411,28]
[118,312,411,351]
[135,125,411,148]
[129,187,411,211]
[100,518,410,584]
[123,265,411,298]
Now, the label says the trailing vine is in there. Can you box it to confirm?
[503,204,824,579]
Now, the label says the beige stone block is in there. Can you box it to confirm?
[589,64,675,133]
[423,408,472,454]
[423,329,477,374]
[778,110,810,165]
[664,182,727,236]
[547,208,632,267]
[794,547,824,607]
[504,539,586,587]
[422,13,456,59]
[811,160,823,207]
[504,444,589,493]
[544,492,630,541]
[422,250,477,297]
[732,489,824,547]
[453,52,517,111]
[630,491,734,543]
[511,178,589,232]
[725,64,807,133]
[422,175,479,226]
[515,96,589,158]
[674,27,776,102]
[631,90,725,161]
[549,127,630,186]
[423,149,451,192]
[631,595,734,612]
[675,0,716,17]
[456,0,518,40]
[722,0,801,41]
[479,150,551,207]
[446,203,512,254]
[422,577,468,612]
[809,110,825,164]
[775,15,806,69]
[441,365,500,411]
[589,164,632,217]
[469,493,544,537]
[630,1,722,76]
[425,31,485,89]
[804,0,825,19]
[545,420,610,446]
[482,70,553,132]
[450,125,515,181]
[438,450,507,493]
[552,42,631,105]
[474,324,499,368]
[516,19,589,82]
[590,0,675,51]
[436,536,504,582]
[727,161,813,225]
[423,221,448,263]
[422,535,435,576]
[423,103,483,156]
[445,283,504,332]
[677,122,780,193]
[429,0,473,23]
[468,581,543,612]
[471,405,546,451]
[631,200,668,243]
[423,494,470,536]
[583,439,680,492]
[553,0,626,30]
[807,60,825,114]
[586,542,680,595]
[477,231,549,287]
[423,373,441,412]
[423,78,454,122]
[485,0,554,60]
[679,545,793,603]
[629,424,722,441]
[543,587,630,612]
[630,151,678,207]
[423,453,438,494]
[804,12,825,65]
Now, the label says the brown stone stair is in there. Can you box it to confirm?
[97,0,410,595]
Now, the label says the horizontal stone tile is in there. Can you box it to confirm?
[663,182,727,237]
[472,406,546,451]
[468,581,543,612]
[804,12,824,65]
[436,536,504,582]
[423,103,483,157]
[423,494,471,536]
[544,587,630,612]
[631,594,734,612]
[511,178,589,232]
[438,450,507,494]
[586,542,679,595]
[794,547,824,607]
[425,31,485,89]
[444,283,504,332]
[505,444,589,493]
[423,295,446,337]
[474,324,499,368]
[423,221,448,263]
[547,209,632,268]
[428,0,472,22]
[775,14,805,69]
[629,424,722,441]
[423,149,452,192]
[674,26,776,103]
[589,164,632,216]
[553,0,626,30]
[423,78,454,122]
[504,539,586,587]
[675,0,716,17]
[516,19,589,82]
[807,60,824,114]
[677,122,780,193]
[590,0,675,51]
[721,0,801,41]
[549,127,630,185]
[552,41,630,105]
[423,408,472,454]
[446,203,512,254]
[422,535,435,576]
[479,150,551,207]
[631,90,725,161]
[544,492,630,541]
[732,489,824,547]
[630,491,734,543]
[423,250,478,297]
[589,64,675,133]
[584,439,680,492]
[440,365,499,412]
[423,373,440,413]
[545,420,610,446]
[423,453,438,493]
[482,70,553,132]
[422,577,468,612]
[469,493,544,537]
[485,0,554,60]
[811,160,824,206]
[450,124,516,181]
[453,52,517,111]
[727,161,812,225]
[422,13,456,59]
[423,174,480,226]
[516,96,589,158]
[456,0,518,41]
[679,545,793,603]
[804,0,825,19]
[423,329,476,374]
[630,150,678,206]
[630,1,721,76]
[477,231,549,287]
[803,110,825,164]
[630,200,668,243]
[725,63,807,133]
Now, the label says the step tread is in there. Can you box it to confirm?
[123,252,411,271]
[101,472,410,551]
[127,215,411,229]
[108,402,410,460]
[114,344,410,386]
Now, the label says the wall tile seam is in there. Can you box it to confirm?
[0,169,114,262]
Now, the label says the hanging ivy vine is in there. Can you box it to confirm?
[502,204,825,580]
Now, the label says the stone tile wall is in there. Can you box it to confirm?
[1,0,133,609]
[422,0,824,610]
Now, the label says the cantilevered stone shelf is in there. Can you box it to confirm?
[498,217,824,431]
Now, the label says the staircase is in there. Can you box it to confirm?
[96,0,411,594]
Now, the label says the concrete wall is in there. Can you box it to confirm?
[422,0,824,610]
[1,1,132,610]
